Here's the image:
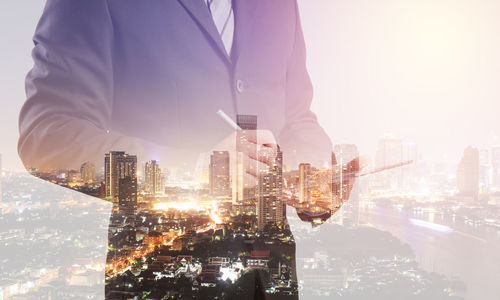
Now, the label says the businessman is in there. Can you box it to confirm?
[19,0,357,299]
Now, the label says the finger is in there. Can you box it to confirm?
[244,157,270,177]
[258,131,277,148]
[248,146,277,167]
[358,155,371,170]
[245,130,276,146]
[236,139,257,155]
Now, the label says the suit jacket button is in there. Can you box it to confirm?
[236,79,244,93]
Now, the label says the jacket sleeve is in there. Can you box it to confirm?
[279,1,333,168]
[18,0,174,172]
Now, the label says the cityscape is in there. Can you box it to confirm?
[1,131,500,299]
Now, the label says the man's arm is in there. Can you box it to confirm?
[278,2,362,225]
[18,0,173,172]
[279,1,333,168]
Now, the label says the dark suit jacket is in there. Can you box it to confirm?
[18,0,332,170]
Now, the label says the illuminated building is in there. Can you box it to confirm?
[80,162,96,183]
[247,250,270,268]
[491,139,500,189]
[332,145,358,200]
[119,175,137,215]
[209,151,230,197]
[145,160,165,195]
[298,163,311,204]
[232,115,257,205]
[374,134,404,189]
[375,134,403,168]
[457,146,479,200]
[479,149,490,191]
[333,145,359,226]
[104,151,137,202]
[257,147,284,230]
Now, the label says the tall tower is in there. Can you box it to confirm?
[491,138,500,189]
[209,151,230,197]
[333,144,359,199]
[80,162,96,184]
[375,134,403,189]
[333,145,359,226]
[145,160,165,195]
[479,149,490,191]
[104,151,137,202]
[375,134,403,169]
[257,147,284,231]
[457,146,479,200]
[119,175,138,215]
[298,163,311,204]
[232,115,257,205]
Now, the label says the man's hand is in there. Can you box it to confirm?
[331,156,364,204]
[290,156,368,225]
[211,129,278,185]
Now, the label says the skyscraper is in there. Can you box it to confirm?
[298,163,311,204]
[80,162,96,183]
[145,160,165,195]
[232,151,245,206]
[375,134,403,169]
[491,138,500,189]
[119,175,138,214]
[333,145,360,226]
[375,134,404,189]
[209,151,230,197]
[479,149,490,191]
[257,147,284,231]
[232,115,257,205]
[457,146,479,200]
[104,151,137,202]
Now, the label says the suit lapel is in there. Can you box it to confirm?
[178,0,231,63]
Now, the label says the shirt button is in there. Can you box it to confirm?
[236,79,245,93]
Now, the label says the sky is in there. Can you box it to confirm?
[1,0,500,170]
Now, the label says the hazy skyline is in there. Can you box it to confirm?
[2,0,500,170]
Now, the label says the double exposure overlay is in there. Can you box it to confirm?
[15,1,357,299]
[1,0,500,300]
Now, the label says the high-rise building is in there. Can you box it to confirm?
[209,151,230,197]
[491,138,500,189]
[232,151,245,205]
[194,152,210,185]
[232,115,257,205]
[375,134,403,169]
[374,134,404,189]
[236,115,258,131]
[333,145,360,226]
[298,163,311,204]
[80,162,96,183]
[401,140,417,190]
[119,176,138,214]
[145,160,165,195]
[257,147,284,230]
[104,151,137,202]
[457,146,479,199]
[479,149,490,191]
